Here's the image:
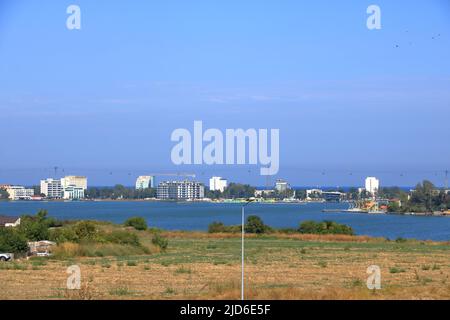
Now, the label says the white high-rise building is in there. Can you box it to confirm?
[135,176,155,190]
[275,179,290,192]
[40,178,62,198]
[365,177,380,195]
[157,181,204,200]
[209,176,228,192]
[61,176,87,191]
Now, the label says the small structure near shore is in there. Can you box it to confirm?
[27,241,56,256]
[0,215,21,228]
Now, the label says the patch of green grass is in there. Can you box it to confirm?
[126,260,137,267]
[206,243,218,250]
[164,287,175,295]
[31,259,47,267]
[109,287,134,296]
[84,259,96,266]
[102,261,111,268]
[174,266,192,274]
[421,265,431,271]
[348,278,364,288]
[389,267,406,274]
[432,264,440,270]
[317,261,328,268]
[419,277,433,285]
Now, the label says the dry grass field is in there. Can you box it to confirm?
[1,230,449,300]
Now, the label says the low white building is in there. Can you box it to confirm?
[6,186,34,200]
[209,176,228,192]
[306,189,323,200]
[61,176,87,190]
[0,216,21,227]
[63,185,85,200]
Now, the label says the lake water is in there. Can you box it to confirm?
[0,201,449,241]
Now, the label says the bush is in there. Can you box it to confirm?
[73,221,98,241]
[298,220,354,235]
[124,217,147,231]
[152,233,168,252]
[208,221,226,233]
[0,228,29,253]
[104,231,141,247]
[49,227,78,243]
[18,210,52,241]
[245,215,270,234]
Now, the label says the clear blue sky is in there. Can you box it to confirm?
[0,0,449,187]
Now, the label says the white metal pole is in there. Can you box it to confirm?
[241,205,244,301]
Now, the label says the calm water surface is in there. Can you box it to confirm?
[0,201,449,241]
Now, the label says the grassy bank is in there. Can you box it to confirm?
[0,226,449,300]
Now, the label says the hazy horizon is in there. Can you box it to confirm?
[1,1,449,186]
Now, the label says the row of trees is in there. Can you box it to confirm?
[208,216,354,236]
[85,185,156,200]
[389,180,449,213]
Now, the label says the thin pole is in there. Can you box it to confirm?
[241,205,244,301]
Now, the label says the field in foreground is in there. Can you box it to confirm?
[1,231,449,300]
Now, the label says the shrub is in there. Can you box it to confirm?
[18,214,50,241]
[124,217,147,231]
[298,220,354,235]
[245,215,271,234]
[104,231,141,247]
[208,221,226,233]
[0,228,29,253]
[73,221,98,241]
[49,227,78,243]
[152,233,168,252]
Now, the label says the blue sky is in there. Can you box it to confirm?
[0,0,449,187]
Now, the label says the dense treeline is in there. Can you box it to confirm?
[86,185,156,199]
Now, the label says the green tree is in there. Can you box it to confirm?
[245,215,270,234]
[18,210,52,241]
[222,183,255,199]
[0,228,28,253]
[0,189,10,200]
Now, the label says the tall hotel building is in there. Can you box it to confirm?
[40,178,63,198]
[157,181,204,200]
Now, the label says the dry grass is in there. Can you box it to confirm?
[1,232,449,300]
